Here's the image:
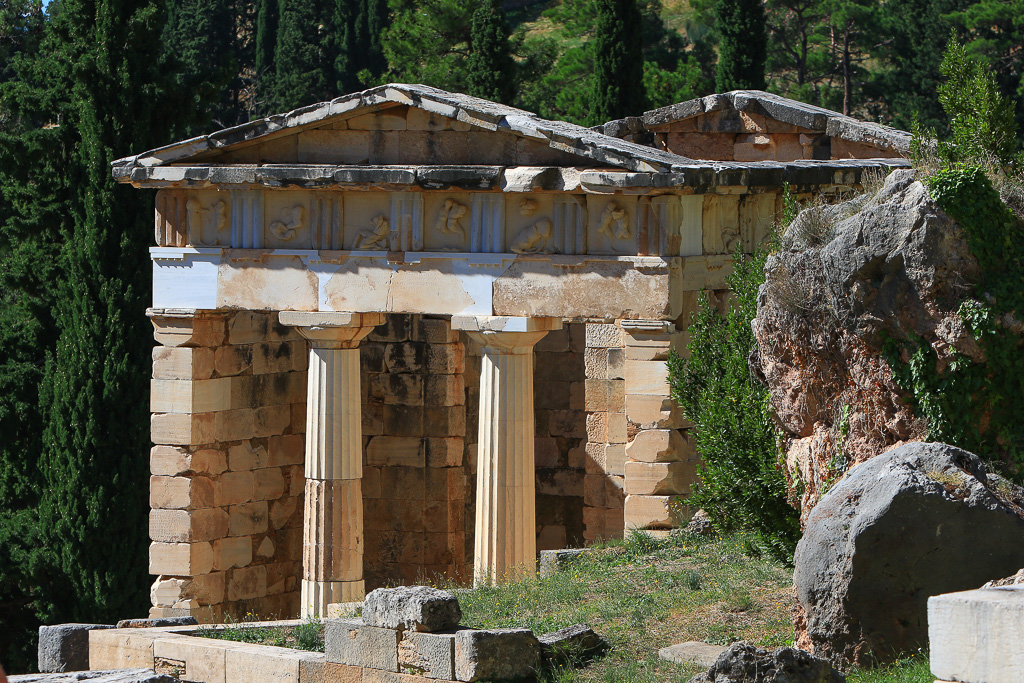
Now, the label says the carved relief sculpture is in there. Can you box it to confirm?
[721,228,741,253]
[186,197,228,244]
[598,202,631,241]
[353,215,395,250]
[434,199,468,241]
[270,205,305,241]
[510,219,556,254]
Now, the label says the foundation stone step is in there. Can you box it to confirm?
[11,669,176,683]
[38,624,117,673]
[454,628,541,682]
[325,618,400,671]
[363,586,462,633]
[657,641,727,668]
[929,586,1024,683]
[398,630,457,679]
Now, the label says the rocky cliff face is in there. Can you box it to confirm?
[751,169,985,517]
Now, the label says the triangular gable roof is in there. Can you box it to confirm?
[112,83,698,178]
[631,90,911,154]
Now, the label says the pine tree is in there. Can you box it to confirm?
[465,0,514,103]
[714,0,768,91]
[590,0,644,124]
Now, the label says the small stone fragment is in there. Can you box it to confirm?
[537,623,605,664]
[454,628,541,682]
[657,641,726,668]
[538,549,587,578]
[362,585,462,633]
[689,642,844,683]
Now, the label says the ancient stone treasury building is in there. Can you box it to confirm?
[113,84,910,621]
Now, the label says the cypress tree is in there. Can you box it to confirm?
[254,0,279,87]
[163,0,237,130]
[267,0,331,111]
[465,0,514,103]
[28,0,185,635]
[714,0,768,91]
[590,0,644,125]
[334,0,389,93]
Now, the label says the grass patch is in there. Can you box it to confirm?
[195,616,324,652]
[848,653,933,683]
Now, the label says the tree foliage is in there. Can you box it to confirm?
[589,0,644,124]
[713,0,767,91]
[465,0,515,103]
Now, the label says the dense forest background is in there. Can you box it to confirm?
[0,0,1021,673]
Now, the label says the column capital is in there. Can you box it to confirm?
[279,311,385,348]
[453,316,562,353]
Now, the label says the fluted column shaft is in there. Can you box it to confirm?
[279,311,383,617]
[455,317,560,587]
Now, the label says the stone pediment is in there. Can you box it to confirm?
[112,84,695,180]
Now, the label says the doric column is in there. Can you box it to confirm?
[279,311,384,617]
[452,316,562,586]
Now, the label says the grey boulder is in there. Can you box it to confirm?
[795,442,1024,666]
[690,642,844,683]
[11,669,176,683]
[362,586,462,632]
[537,623,605,664]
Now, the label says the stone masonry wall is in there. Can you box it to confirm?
[360,315,470,589]
[149,310,307,622]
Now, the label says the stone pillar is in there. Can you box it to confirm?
[452,316,562,586]
[279,311,384,617]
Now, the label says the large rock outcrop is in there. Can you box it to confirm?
[794,442,1024,666]
[751,169,984,515]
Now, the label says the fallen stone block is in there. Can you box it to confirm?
[690,642,844,683]
[38,624,116,673]
[454,628,541,682]
[363,586,462,633]
[538,549,587,578]
[537,624,605,664]
[929,586,1024,683]
[398,630,456,679]
[11,669,176,683]
[114,617,198,629]
[657,641,726,668]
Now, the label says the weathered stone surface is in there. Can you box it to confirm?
[115,617,198,629]
[326,618,400,671]
[658,641,727,668]
[929,586,1024,683]
[752,169,990,515]
[538,549,587,578]
[689,642,844,683]
[454,628,541,682]
[398,630,456,679]
[11,669,176,683]
[537,624,604,664]
[795,442,1024,667]
[363,586,462,633]
[38,624,116,673]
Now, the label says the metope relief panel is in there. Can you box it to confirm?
[739,193,776,252]
[391,192,424,252]
[702,194,740,255]
[424,194,470,252]
[586,195,639,255]
[638,195,703,257]
[678,195,704,257]
[552,195,587,255]
[178,190,230,246]
[344,192,391,251]
[264,191,313,249]
[506,195,557,255]
[230,190,265,249]
[470,194,505,253]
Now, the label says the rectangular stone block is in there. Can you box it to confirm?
[213,536,253,571]
[38,623,116,673]
[254,467,286,501]
[150,508,229,543]
[625,429,694,463]
[152,412,216,447]
[367,436,425,467]
[153,635,234,683]
[425,375,464,406]
[153,346,215,381]
[151,378,232,414]
[584,379,625,412]
[625,394,689,429]
[605,444,627,477]
[149,541,214,575]
[227,565,267,602]
[929,588,1024,683]
[228,501,269,537]
[399,631,455,679]
[454,628,541,682]
[624,494,685,530]
[624,360,669,396]
[88,629,156,671]
[424,438,463,468]
[224,643,305,683]
[214,409,256,443]
[269,434,305,467]
[214,344,253,377]
[215,471,256,507]
[326,619,398,672]
[298,656,364,683]
[585,324,623,349]
[151,445,191,476]
[150,475,215,510]
[624,460,695,495]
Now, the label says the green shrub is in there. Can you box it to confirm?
[667,234,800,564]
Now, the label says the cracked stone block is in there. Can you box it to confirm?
[454,628,541,682]
[37,624,116,673]
[363,586,462,633]
[398,631,456,679]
